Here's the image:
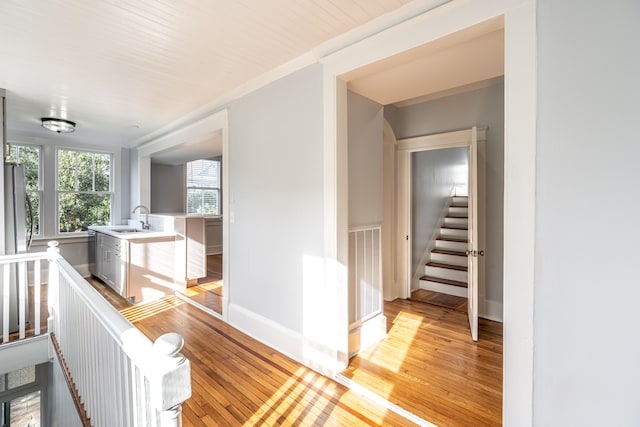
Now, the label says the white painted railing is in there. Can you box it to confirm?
[0,250,48,343]
[348,225,383,327]
[0,242,191,426]
[45,241,191,426]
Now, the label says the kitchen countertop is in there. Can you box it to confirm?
[88,225,176,240]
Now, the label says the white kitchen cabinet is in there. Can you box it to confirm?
[127,235,176,303]
[94,232,127,296]
[173,217,206,286]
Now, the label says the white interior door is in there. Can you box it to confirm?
[396,150,412,299]
[467,127,479,341]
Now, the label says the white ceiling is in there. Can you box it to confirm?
[0,0,415,148]
[343,16,504,105]
[0,0,502,160]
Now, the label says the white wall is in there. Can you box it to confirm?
[534,1,640,424]
[347,91,383,228]
[411,147,468,275]
[385,82,504,302]
[48,358,82,427]
[150,163,184,213]
[228,64,324,338]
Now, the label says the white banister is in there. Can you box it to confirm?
[46,240,191,427]
[0,250,49,343]
[348,225,383,326]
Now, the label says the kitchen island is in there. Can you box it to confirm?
[89,215,208,303]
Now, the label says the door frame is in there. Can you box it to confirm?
[136,108,230,320]
[395,128,486,303]
[321,0,536,424]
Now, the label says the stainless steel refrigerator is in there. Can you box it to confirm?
[2,163,33,333]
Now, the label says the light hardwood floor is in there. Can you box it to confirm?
[126,296,414,426]
[88,279,414,426]
[178,254,224,315]
[342,298,503,426]
[88,274,503,426]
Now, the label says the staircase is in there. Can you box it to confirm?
[419,196,469,298]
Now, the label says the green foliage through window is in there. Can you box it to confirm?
[57,149,112,233]
[6,144,41,235]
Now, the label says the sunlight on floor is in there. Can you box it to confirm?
[241,366,390,426]
[181,280,223,297]
[362,310,424,373]
[119,296,184,323]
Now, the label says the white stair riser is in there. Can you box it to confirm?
[444,217,468,228]
[435,240,467,252]
[424,265,467,282]
[451,197,468,207]
[419,280,468,298]
[431,252,467,267]
[448,207,468,217]
[440,227,467,239]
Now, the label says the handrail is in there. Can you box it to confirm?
[45,241,192,427]
[0,250,49,264]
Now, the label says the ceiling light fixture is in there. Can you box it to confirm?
[41,117,76,133]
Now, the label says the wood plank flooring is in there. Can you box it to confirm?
[89,280,414,426]
[133,298,415,426]
[342,299,503,426]
[410,289,468,312]
[88,272,503,426]
[177,254,224,315]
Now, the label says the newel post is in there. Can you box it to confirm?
[46,241,60,337]
[149,332,191,427]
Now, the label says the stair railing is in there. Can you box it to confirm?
[46,241,191,427]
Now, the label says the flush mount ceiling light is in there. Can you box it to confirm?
[41,117,76,133]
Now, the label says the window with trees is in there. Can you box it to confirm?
[57,149,112,233]
[186,159,220,215]
[5,144,41,236]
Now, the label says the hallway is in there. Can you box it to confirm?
[342,299,503,426]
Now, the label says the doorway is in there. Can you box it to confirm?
[325,2,536,423]
[136,109,230,320]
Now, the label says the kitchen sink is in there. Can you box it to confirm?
[111,229,146,233]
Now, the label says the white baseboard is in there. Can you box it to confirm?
[227,303,339,377]
[348,313,387,358]
[479,299,503,323]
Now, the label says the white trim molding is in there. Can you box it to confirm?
[321,0,537,424]
[227,303,341,377]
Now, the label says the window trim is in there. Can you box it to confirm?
[185,159,221,215]
[55,147,115,235]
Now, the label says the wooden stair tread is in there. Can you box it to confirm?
[440,226,468,230]
[419,275,468,288]
[426,262,468,271]
[437,237,468,243]
[432,249,467,257]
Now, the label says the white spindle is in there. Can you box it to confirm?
[2,263,9,342]
[349,225,383,326]
[0,242,190,426]
[18,261,26,339]
[34,259,41,335]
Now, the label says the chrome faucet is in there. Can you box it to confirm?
[132,205,151,230]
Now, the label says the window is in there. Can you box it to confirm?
[0,364,48,426]
[186,159,220,215]
[57,149,112,233]
[6,144,41,236]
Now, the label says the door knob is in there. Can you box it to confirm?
[479,250,485,256]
